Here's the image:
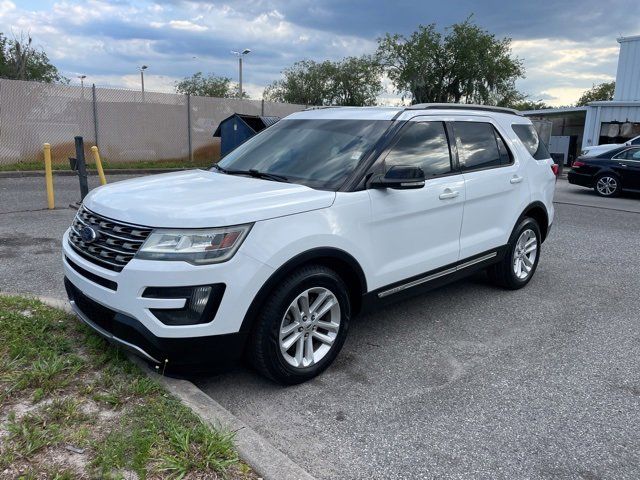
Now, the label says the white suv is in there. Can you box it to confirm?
[63,104,556,384]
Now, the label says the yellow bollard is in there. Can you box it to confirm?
[43,143,54,209]
[91,145,107,185]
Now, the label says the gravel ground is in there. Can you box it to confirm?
[1,173,639,479]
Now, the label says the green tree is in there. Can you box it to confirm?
[510,99,552,111]
[575,81,615,106]
[264,56,382,106]
[492,88,551,111]
[0,32,67,83]
[376,18,524,105]
[175,72,247,98]
[331,56,383,106]
[264,60,334,105]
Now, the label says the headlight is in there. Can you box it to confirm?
[136,224,252,264]
[580,150,588,155]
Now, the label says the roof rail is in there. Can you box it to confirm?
[406,103,522,116]
[303,105,340,111]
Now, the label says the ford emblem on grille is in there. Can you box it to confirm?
[80,225,98,243]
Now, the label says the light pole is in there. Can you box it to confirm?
[139,65,148,100]
[231,49,251,98]
[77,75,87,100]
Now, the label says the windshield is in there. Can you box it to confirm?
[215,119,392,190]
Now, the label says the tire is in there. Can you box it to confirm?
[487,217,541,290]
[594,173,621,197]
[249,264,351,385]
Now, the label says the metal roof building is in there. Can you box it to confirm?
[582,35,640,149]
[524,34,640,159]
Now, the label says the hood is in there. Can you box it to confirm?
[83,169,335,228]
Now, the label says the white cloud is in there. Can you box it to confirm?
[168,20,207,32]
[512,37,619,105]
[0,1,16,17]
[0,0,628,108]
[51,0,135,25]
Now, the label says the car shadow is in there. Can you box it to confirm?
[184,270,498,387]
[565,184,640,200]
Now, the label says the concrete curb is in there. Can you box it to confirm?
[8,293,315,480]
[0,168,190,178]
[145,368,316,480]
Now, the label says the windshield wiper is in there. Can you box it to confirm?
[246,169,290,183]
[211,163,227,173]
[212,164,289,183]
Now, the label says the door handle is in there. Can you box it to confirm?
[439,189,459,200]
[510,175,524,184]
[618,163,628,167]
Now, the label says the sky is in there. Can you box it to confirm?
[0,0,638,106]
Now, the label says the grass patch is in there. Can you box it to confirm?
[0,295,254,479]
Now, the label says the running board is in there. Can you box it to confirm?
[377,252,498,299]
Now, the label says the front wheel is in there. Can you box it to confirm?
[249,264,350,384]
[488,217,541,290]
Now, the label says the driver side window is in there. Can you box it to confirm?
[384,121,453,177]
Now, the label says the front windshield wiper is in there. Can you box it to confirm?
[212,164,289,183]
[246,169,290,183]
[211,163,228,173]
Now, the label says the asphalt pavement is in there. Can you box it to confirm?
[196,197,640,480]
[1,172,639,479]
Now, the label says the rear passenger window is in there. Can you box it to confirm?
[384,121,452,177]
[617,148,640,160]
[512,123,551,160]
[453,122,508,171]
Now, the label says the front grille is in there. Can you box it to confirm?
[68,206,152,272]
[65,256,118,290]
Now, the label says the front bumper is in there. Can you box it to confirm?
[62,228,275,365]
[65,278,247,366]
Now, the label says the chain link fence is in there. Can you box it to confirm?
[0,78,305,170]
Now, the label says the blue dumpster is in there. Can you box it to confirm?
[213,114,280,157]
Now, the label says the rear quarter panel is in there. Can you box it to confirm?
[499,116,556,228]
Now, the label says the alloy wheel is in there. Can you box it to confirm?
[279,287,341,369]
[513,229,538,280]
[596,176,618,196]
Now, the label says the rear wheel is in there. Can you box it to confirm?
[249,264,350,384]
[488,217,541,290]
[594,173,620,197]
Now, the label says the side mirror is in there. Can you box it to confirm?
[368,165,425,190]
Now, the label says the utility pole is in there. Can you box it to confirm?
[239,56,243,99]
[139,65,148,101]
[231,49,251,98]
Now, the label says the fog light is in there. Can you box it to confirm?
[144,284,226,326]
[190,286,212,316]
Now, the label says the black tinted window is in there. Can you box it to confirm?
[512,124,551,160]
[217,119,391,190]
[454,122,503,170]
[618,148,640,160]
[631,137,640,146]
[385,122,452,177]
